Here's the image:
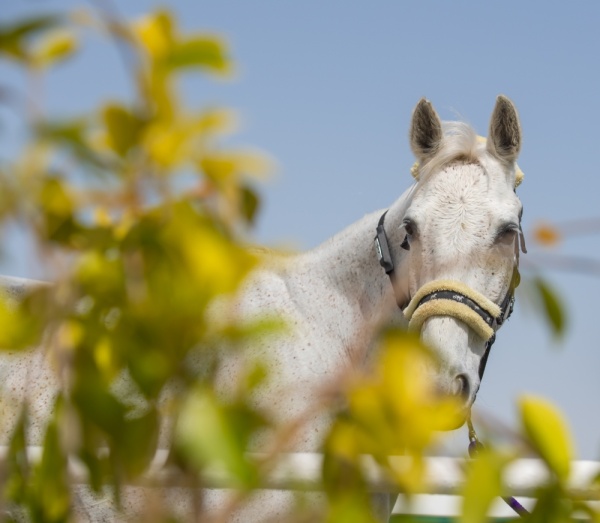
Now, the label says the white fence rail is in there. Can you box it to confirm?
[5,447,600,516]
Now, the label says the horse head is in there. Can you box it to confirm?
[393,96,524,422]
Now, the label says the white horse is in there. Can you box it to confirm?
[203,95,525,521]
[0,96,524,522]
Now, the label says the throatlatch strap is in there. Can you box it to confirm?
[403,280,501,342]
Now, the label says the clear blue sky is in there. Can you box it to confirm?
[2,1,600,458]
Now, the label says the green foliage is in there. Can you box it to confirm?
[524,276,567,340]
[0,4,268,520]
[0,15,62,62]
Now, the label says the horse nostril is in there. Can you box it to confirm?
[452,374,470,401]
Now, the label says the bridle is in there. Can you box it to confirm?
[374,210,524,379]
[375,210,529,517]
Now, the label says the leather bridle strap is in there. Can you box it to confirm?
[478,268,519,379]
[374,211,406,308]
[374,211,518,380]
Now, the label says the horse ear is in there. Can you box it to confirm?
[410,98,443,162]
[487,95,521,163]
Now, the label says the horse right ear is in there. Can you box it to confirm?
[410,98,443,163]
[487,95,521,163]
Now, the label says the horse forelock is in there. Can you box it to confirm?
[415,122,483,186]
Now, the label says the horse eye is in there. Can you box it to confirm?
[495,225,518,245]
[403,221,415,236]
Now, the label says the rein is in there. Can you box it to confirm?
[375,210,529,517]
[467,417,530,517]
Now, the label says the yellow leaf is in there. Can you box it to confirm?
[326,420,361,462]
[76,250,123,296]
[201,150,273,183]
[143,119,191,169]
[133,10,174,60]
[56,319,84,349]
[519,395,574,480]
[181,225,256,295]
[194,108,238,136]
[76,251,105,284]
[94,336,118,380]
[32,29,78,68]
[40,177,74,220]
[0,299,38,349]
[93,206,112,227]
[341,329,463,481]
[460,449,506,523]
[533,222,561,247]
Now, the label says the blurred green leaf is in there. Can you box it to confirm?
[4,407,30,505]
[532,277,566,339]
[325,493,379,523]
[0,15,61,61]
[32,29,78,68]
[119,409,159,477]
[38,176,79,243]
[322,451,366,500]
[460,449,506,523]
[78,447,103,493]
[72,357,127,436]
[102,103,145,158]
[0,290,47,351]
[520,395,574,481]
[126,344,174,399]
[527,483,572,523]
[240,185,260,224]
[31,404,70,523]
[175,386,264,489]
[36,119,110,171]
[167,37,230,74]
[76,249,124,300]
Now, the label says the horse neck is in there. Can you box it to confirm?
[299,190,413,355]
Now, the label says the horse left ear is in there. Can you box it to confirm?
[487,95,521,163]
